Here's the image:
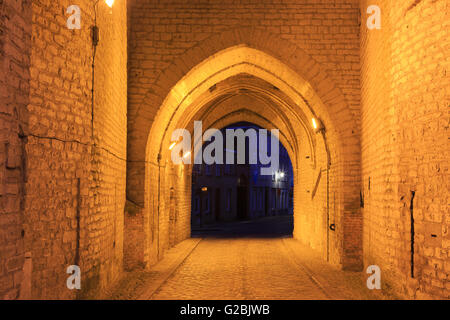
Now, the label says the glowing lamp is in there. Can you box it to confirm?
[183,151,191,159]
[312,118,324,133]
[105,0,114,8]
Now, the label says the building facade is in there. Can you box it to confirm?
[191,123,293,227]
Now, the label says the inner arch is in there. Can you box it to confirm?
[125,44,362,272]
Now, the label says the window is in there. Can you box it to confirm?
[205,164,212,176]
[252,189,256,210]
[285,191,288,209]
[271,189,276,209]
[215,164,221,176]
[226,189,231,211]
[225,164,231,175]
[258,189,263,210]
[280,191,283,209]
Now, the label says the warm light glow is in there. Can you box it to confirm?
[183,151,191,159]
[169,142,176,150]
[312,118,318,130]
[201,187,208,192]
[105,0,114,8]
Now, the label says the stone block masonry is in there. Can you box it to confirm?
[0,0,32,300]
[1,0,127,299]
[0,0,448,300]
[360,0,449,299]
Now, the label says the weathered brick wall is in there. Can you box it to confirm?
[360,0,449,299]
[0,0,32,300]
[20,0,127,299]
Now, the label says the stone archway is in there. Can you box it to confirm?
[126,29,362,271]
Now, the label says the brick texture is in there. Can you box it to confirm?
[0,0,127,299]
[0,0,31,300]
[0,0,447,300]
[360,0,449,299]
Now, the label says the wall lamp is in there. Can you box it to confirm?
[312,117,325,134]
[92,0,115,47]
[90,0,115,138]
[183,151,191,159]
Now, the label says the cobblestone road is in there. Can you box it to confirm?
[150,238,336,300]
[114,217,390,300]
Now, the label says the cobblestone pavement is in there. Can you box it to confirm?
[109,217,392,300]
[147,237,386,300]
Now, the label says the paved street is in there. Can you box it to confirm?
[150,237,329,300]
[127,216,387,300]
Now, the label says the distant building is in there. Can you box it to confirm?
[191,123,293,227]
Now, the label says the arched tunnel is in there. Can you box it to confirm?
[0,0,448,301]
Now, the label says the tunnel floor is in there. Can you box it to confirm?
[130,237,390,300]
[105,234,394,300]
[106,218,393,300]
[149,238,330,299]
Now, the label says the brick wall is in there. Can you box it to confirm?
[17,0,127,299]
[2,0,446,300]
[360,0,449,299]
[0,0,32,300]
[127,0,362,204]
